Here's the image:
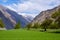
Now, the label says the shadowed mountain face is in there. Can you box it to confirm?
[32,5,60,24]
[0,5,30,29]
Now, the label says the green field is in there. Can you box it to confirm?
[0,29,60,40]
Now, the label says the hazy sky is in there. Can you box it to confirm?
[0,0,60,17]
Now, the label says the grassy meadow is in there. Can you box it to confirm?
[0,29,60,40]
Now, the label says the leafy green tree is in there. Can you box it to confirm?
[49,22,58,29]
[26,23,32,30]
[51,10,60,19]
[51,9,60,28]
[14,22,21,29]
[55,16,60,28]
[0,18,5,28]
[32,23,40,29]
[40,19,52,31]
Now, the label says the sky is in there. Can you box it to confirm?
[0,0,60,18]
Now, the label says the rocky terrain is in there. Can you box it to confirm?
[0,5,30,29]
[32,5,60,24]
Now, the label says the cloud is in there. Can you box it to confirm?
[28,0,60,5]
[5,0,60,18]
[18,13,37,18]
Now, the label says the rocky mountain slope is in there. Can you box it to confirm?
[32,5,60,24]
[0,5,30,29]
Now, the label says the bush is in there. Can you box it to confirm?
[14,22,21,29]
[26,23,32,30]
[49,22,59,29]
[0,18,5,28]
[32,23,40,29]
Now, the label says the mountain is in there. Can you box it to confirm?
[32,5,60,24]
[23,15,33,22]
[0,5,30,29]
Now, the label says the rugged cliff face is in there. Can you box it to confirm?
[0,5,29,29]
[32,5,60,24]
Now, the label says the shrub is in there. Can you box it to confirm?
[14,22,21,29]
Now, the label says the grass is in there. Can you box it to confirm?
[0,29,60,40]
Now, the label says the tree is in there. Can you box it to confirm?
[55,16,60,28]
[51,9,60,19]
[49,22,58,29]
[26,23,32,30]
[0,18,5,28]
[32,23,40,29]
[14,22,21,29]
[51,9,60,28]
[40,19,52,31]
